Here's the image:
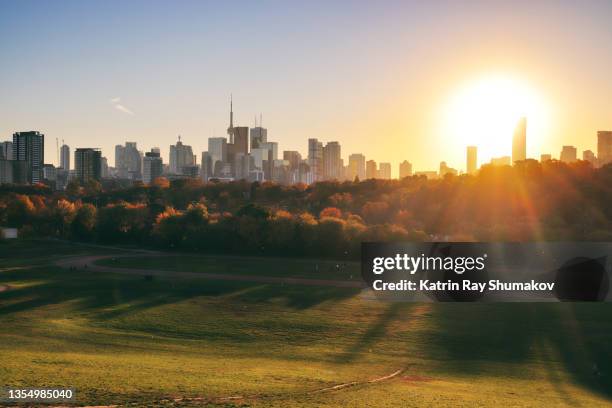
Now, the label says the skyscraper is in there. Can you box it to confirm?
[1,141,13,160]
[283,151,302,170]
[322,141,342,180]
[512,117,526,164]
[379,162,391,179]
[582,150,597,167]
[540,154,552,162]
[250,126,267,150]
[560,145,577,163]
[75,148,102,182]
[230,127,249,159]
[143,151,163,184]
[466,146,477,174]
[13,131,44,184]
[60,143,70,170]
[597,130,612,167]
[169,137,195,174]
[308,138,323,182]
[115,142,142,179]
[348,154,366,181]
[366,160,378,179]
[399,160,413,179]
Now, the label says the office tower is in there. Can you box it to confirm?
[348,154,366,181]
[283,151,302,170]
[60,143,70,170]
[379,162,391,179]
[308,138,323,182]
[43,164,57,181]
[560,145,577,163]
[512,117,527,164]
[260,142,278,161]
[250,126,267,150]
[143,151,163,184]
[13,131,44,184]
[201,152,213,182]
[100,157,109,178]
[115,142,142,179]
[75,148,102,182]
[322,141,342,180]
[540,154,552,162]
[234,153,253,180]
[490,156,511,166]
[582,150,597,167]
[466,146,477,174]
[366,160,378,179]
[399,160,413,179]
[169,137,195,174]
[151,147,161,154]
[597,130,612,167]
[230,127,249,158]
[1,141,13,160]
[208,137,228,174]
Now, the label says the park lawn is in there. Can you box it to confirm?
[0,240,611,407]
[96,253,362,281]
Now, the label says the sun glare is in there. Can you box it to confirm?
[442,75,551,161]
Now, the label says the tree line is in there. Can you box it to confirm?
[1,160,612,258]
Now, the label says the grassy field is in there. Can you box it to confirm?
[1,240,611,407]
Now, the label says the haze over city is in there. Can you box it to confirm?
[3,1,612,175]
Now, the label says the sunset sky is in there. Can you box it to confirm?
[2,0,612,175]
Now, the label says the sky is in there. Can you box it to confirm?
[2,0,612,176]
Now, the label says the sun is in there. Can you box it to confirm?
[441,75,551,162]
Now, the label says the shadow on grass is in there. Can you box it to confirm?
[418,303,612,401]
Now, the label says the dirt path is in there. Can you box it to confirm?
[55,253,364,289]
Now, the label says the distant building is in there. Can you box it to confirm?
[100,157,109,178]
[169,137,194,174]
[366,160,378,179]
[13,131,44,184]
[229,126,249,161]
[597,130,612,167]
[439,161,457,177]
[283,151,302,170]
[143,151,163,184]
[201,152,213,182]
[512,117,527,164]
[308,138,323,182]
[0,141,13,160]
[490,156,511,166]
[0,159,27,184]
[582,150,597,167]
[250,127,267,150]
[540,154,552,162]
[322,141,342,180]
[399,160,413,179]
[115,142,142,179]
[560,145,577,163]
[181,165,200,178]
[75,148,102,182]
[43,164,57,181]
[60,143,70,170]
[208,137,228,175]
[348,154,366,181]
[466,146,477,174]
[379,162,391,179]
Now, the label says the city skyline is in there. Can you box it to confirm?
[3,1,612,175]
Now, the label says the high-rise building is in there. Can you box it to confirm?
[582,150,597,167]
[1,141,13,160]
[366,160,377,179]
[250,127,267,150]
[512,117,527,164]
[322,141,342,180]
[283,151,302,170]
[260,142,278,161]
[308,138,323,182]
[0,159,28,184]
[348,154,366,181]
[490,156,511,166]
[399,160,413,179]
[100,157,109,178]
[169,137,195,174]
[75,148,102,182]
[597,130,612,167]
[379,162,391,179]
[201,152,213,182]
[13,131,44,184]
[560,146,577,163]
[60,143,70,170]
[208,137,228,174]
[143,151,163,184]
[439,161,457,177]
[540,154,552,162]
[230,127,249,158]
[466,146,477,174]
[115,142,142,179]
